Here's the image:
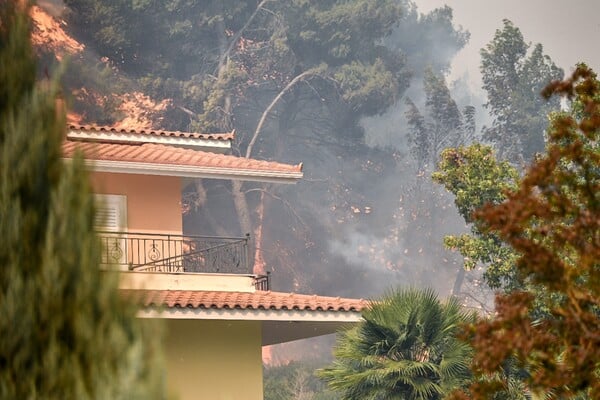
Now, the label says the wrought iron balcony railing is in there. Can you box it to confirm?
[97,231,250,275]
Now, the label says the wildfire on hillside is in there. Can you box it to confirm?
[31,4,171,131]
[30,5,83,61]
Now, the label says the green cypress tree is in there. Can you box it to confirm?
[0,3,164,399]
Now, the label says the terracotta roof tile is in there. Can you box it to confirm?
[69,124,234,141]
[63,140,303,174]
[122,289,368,312]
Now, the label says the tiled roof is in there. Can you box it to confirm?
[122,289,368,312]
[69,124,234,141]
[63,140,303,174]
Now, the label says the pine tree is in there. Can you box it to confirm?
[481,19,563,164]
[0,3,164,398]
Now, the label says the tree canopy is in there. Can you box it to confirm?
[451,65,600,399]
[433,144,521,292]
[481,19,563,164]
[63,0,411,134]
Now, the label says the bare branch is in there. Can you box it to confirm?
[244,187,308,230]
[246,68,323,158]
[177,104,196,118]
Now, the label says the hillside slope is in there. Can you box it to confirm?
[32,3,169,129]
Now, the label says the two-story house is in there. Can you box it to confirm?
[63,125,366,400]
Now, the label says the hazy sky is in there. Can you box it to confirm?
[416,0,600,91]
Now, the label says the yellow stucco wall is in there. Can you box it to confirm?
[90,172,182,234]
[164,319,263,400]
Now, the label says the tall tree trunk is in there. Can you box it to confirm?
[231,180,254,262]
[253,190,266,275]
[209,7,320,278]
[232,71,318,273]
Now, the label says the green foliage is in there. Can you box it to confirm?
[450,65,600,400]
[433,144,521,290]
[433,145,518,222]
[333,59,399,116]
[319,288,473,400]
[481,19,563,163]
[64,0,411,133]
[0,6,36,124]
[0,4,164,398]
[285,0,402,66]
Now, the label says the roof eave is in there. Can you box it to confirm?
[137,306,363,345]
[63,158,303,184]
[68,129,231,153]
[137,306,363,323]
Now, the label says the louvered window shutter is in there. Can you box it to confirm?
[94,194,128,268]
[94,194,127,231]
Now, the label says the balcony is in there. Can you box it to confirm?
[98,231,269,290]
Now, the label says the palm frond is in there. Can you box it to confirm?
[320,287,474,399]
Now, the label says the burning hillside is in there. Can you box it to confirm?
[31,3,170,130]
[30,4,83,60]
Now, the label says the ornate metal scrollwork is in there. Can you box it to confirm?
[147,243,161,261]
[109,238,123,263]
[97,231,249,274]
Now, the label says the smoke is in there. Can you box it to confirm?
[320,4,499,304]
[329,231,408,273]
[38,0,66,18]
[326,2,476,298]
[361,83,423,151]
[54,0,498,366]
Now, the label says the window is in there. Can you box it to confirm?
[94,194,127,231]
[94,194,128,269]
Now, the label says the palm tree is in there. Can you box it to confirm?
[318,287,473,400]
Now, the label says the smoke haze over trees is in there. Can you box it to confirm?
[58,0,475,299]
[34,0,572,365]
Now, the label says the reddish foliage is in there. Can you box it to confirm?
[449,65,600,399]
